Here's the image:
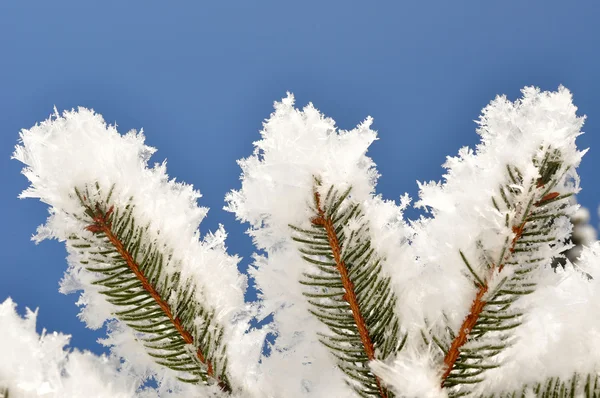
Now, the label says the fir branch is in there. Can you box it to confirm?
[440,151,577,393]
[71,184,232,393]
[290,182,404,398]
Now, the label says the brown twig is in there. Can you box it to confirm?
[441,232,522,384]
[440,283,489,383]
[86,204,231,393]
[440,190,558,386]
[311,191,388,398]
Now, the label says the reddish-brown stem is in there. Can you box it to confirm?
[86,205,230,393]
[440,190,555,385]
[312,192,387,398]
[440,284,488,382]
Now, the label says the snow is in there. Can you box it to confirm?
[0,297,139,398]
[380,86,591,395]
[370,346,447,398]
[10,86,600,396]
[12,108,261,395]
[474,244,600,394]
[226,93,412,395]
[405,87,584,325]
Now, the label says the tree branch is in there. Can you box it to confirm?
[312,191,388,398]
[441,201,552,385]
[86,203,231,393]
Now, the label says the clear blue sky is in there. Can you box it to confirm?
[1,1,599,356]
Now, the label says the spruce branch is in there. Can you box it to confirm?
[290,182,405,398]
[439,149,578,394]
[71,184,232,393]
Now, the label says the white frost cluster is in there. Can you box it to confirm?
[476,244,600,393]
[0,297,138,398]
[370,347,447,398]
[12,109,261,394]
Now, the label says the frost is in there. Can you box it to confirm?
[12,108,260,393]
[405,86,591,393]
[0,298,223,398]
[371,347,447,398]
[0,297,138,397]
[225,93,380,236]
[226,94,412,395]
[472,244,600,393]
[10,87,600,396]
[408,86,586,329]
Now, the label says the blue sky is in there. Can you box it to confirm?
[1,1,599,356]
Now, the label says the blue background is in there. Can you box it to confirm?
[1,1,599,355]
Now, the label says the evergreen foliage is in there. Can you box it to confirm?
[429,148,579,396]
[69,183,231,391]
[9,87,600,397]
[290,180,405,397]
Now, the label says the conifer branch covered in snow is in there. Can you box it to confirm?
[10,86,600,397]
[403,87,593,396]
[289,180,405,397]
[71,184,231,391]
[12,110,259,396]
[439,151,578,391]
[225,93,411,396]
